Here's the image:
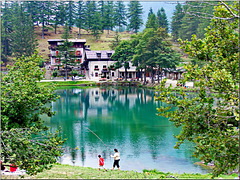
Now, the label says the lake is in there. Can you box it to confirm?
[45,87,209,174]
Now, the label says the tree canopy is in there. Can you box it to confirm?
[155,1,239,177]
[1,52,65,175]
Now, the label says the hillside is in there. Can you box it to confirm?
[35,26,132,61]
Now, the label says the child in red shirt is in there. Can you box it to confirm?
[98,155,107,171]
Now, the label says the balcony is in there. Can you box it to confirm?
[94,68,99,71]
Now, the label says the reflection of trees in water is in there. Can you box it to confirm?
[51,87,197,164]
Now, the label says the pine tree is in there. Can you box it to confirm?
[85,1,102,40]
[146,13,158,29]
[104,1,115,34]
[98,1,105,30]
[114,1,127,32]
[127,1,143,33]
[76,1,85,38]
[57,23,74,79]
[148,7,153,17]
[51,2,62,34]
[10,3,37,58]
[171,3,184,41]
[157,7,168,33]
[38,2,49,39]
[23,1,40,26]
[1,1,13,65]
[66,1,76,33]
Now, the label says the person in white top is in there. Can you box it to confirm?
[110,148,120,170]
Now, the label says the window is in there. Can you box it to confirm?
[76,50,81,56]
[95,72,98,77]
[97,53,101,57]
[103,65,107,69]
[107,53,112,57]
[94,65,99,70]
[112,72,115,76]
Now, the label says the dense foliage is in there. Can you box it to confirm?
[171,2,214,41]
[112,27,180,83]
[1,53,66,175]
[156,1,239,177]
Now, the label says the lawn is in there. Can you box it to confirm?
[2,164,238,179]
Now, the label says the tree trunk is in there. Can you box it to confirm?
[55,24,57,34]
[151,66,154,84]
[42,20,45,39]
[78,27,81,39]
[125,67,127,81]
[143,67,147,84]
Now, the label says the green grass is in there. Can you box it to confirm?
[38,81,97,87]
[2,164,238,179]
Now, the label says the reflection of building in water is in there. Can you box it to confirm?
[86,88,153,112]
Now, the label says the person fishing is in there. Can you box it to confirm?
[110,148,120,170]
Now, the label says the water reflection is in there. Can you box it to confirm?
[46,87,209,174]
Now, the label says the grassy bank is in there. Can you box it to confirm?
[2,164,238,179]
[38,81,97,87]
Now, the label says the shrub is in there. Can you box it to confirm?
[71,70,79,77]
[52,70,59,77]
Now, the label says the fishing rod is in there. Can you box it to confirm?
[86,127,112,153]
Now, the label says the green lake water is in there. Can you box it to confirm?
[45,87,209,174]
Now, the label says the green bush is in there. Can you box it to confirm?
[52,70,59,77]
[71,70,79,77]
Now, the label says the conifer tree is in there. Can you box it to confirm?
[171,3,184,41]
[157,7,168,33]
[127,1,143,33]
[10,3,37,58]
[146,13,158,29]
[66,1,76,33]
[38,2,49,39]
[98,1,106,30]
[1,1,13,65]
[76,1,85,38]
[104,1,115,34]
[57,22,75,79]
[114,1,127,32]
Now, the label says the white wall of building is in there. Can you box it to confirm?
[86,60,118,81]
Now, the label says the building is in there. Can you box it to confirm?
[84,50,117,81]
[48,39,90,71]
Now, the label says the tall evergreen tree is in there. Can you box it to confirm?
[104,1,115,34]
[66,1,76,33]
[10,3,37,58]
[1,1,13,65]
[98,1,105,31]
[146,13,158,29]
[85,1,102,40]
[171,3,184,41]
[127,1,143,33]
[157,7,168,33]
[114,1,127,32]
[38,2,49,39]
[76,1,85,38]
[85,1,95,31]
[23,1,40,26]
[51,2,62,34]
[148,7,153,17]
[57,22,75,79]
